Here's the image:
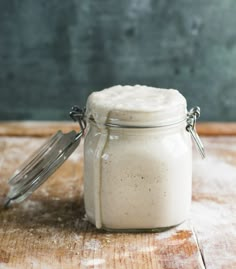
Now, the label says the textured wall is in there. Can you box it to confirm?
[0,0,236,121]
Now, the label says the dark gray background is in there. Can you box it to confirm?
[0,0,235,121]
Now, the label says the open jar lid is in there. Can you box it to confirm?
[4,107,86,207]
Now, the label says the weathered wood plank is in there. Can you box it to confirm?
[196,122,236,136]
[191,136,236,269]
[0,131,235,268]
[0,136,204,269]
[0,122,80,137]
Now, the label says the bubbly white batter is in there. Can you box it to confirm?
[84,85,192,230]
[86,85,187,127]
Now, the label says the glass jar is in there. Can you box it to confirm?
[83,86,204,231]
[5,85,204,232]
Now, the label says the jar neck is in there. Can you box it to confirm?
[89,117,187,133]
[73,105,205,159]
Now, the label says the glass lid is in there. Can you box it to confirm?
[4,106,86,207]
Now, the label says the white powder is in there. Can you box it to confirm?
[81,258,105,266]
[190,147,236,269]
[84,239,101,250]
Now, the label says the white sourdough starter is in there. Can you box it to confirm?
[84,85,192,230]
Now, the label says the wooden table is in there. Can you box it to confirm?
[0,122,235,269]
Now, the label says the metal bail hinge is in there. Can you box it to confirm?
[186,106,205,159]
[70,106,87,135]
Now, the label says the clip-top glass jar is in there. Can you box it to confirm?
[5,85,205,232]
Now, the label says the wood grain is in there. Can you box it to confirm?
[191,136,236,269]
[196,122,236,136]
[0,137,204,269]
[0,121,80,137]
[0,121,236,137]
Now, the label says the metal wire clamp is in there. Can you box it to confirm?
[186,106,205,159]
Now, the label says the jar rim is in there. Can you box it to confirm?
[86,85,187,128]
